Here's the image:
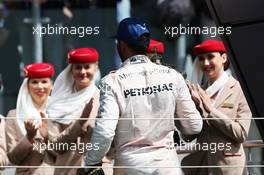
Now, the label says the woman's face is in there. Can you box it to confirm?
[198,52,227,82]
[71,62,98,91]
[28,78,53,106]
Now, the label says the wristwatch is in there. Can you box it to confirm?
[82,162,105,175]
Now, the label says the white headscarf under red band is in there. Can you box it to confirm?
[46,65,97,125]
[16,78,43,137]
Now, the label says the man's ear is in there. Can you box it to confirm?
[119,40,127,52]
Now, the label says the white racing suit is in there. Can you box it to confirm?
[85,55,203,175]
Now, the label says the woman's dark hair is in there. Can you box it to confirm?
[27,77,53,84]
[220,52,230,70]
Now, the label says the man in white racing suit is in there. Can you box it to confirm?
[79,17,203,175]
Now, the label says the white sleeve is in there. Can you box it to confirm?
[175,75,203,135]
[85,78,119,165]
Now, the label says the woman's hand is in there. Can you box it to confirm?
[79,98,94,126]
[24,120,38,144]
[39,112,48,140]
[197,85,214,113]
[186,81,201,107]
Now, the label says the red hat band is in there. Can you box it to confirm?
[24,63,55,78]
[68,48,99,64]
[147,39,165,55]
[193,40,226,56]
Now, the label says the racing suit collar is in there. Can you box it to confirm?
[121,55,150,67]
